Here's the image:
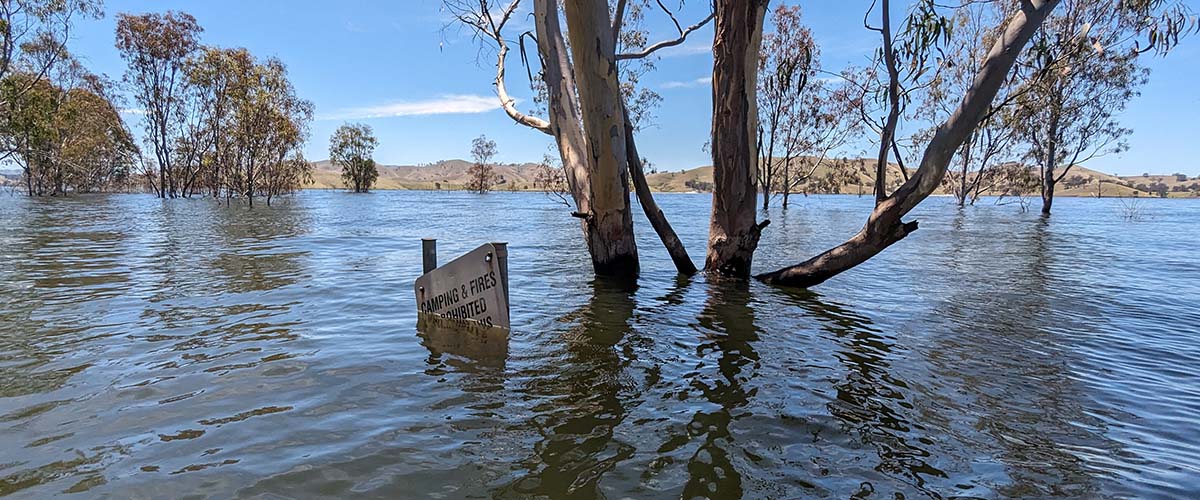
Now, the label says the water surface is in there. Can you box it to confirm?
[1,191,1198,498]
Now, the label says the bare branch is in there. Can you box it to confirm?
[616,11,714,60]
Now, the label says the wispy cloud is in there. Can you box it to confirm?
[660,41,711,58]
[660,76,712,89]
[120,108,147,115]
[318,94,503,120]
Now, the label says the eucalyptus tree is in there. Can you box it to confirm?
[183,46,248,197]
[467,134,496,194]
[756,4,813,210]
[330,123,379,193]
[445,0,705,278]
[705,0,769,277]
[0,0,101,105]
[1,0,103,169]
[755,5,858,209]
[227,56,312,207]
[1011,0,1188,215]
[919,2,1022,207]
[757,0,1196,288]
[1,65,137,196]
[114,10,202,198]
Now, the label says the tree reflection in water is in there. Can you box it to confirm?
[494,277,640,499]
[782,288,949,497]
[679,279,760,499]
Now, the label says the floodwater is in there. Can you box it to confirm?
[1,190,1197,499]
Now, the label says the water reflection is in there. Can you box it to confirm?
[495,278,639,499]
[784,289,947,496]
[678,279,760,499]
[417,316,509,370]
[1,192,1198,498]
[927,216,1123,497]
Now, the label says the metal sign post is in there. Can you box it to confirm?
[414,240,511,329]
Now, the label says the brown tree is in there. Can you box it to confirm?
[920,3,1021,207]
[446,0,702,277]
[756,4,813,210]
[1,64,138,196]
[706,0,769,278]
[115,11,203,199]
[467,134,497,194]
[1013,0,1158,215]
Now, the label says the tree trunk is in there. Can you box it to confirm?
[1042,172,1056,215]
[1040,109,1061,215]
[560,0,639,278]
[623,106,697,275]
[957,136,972,207]
[875,0,901,205]
[706,0,769,278]
[760,129,773,210]
[757,0,1059,288]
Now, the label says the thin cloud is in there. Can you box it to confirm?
[120,108,147,115]
[659,41,711,58]
[319,94,503,120]
[660,76,712,89]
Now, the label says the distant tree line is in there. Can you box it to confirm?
[1,3,314,205]
[116,11,312,205]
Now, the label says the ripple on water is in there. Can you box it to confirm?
[0,192,1198,498]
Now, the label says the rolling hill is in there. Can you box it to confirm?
[307,158,1200,198]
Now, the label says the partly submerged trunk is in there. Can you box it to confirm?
[560,0,639,277]
[623,106,698,275]
[1040,107,1061,215]
[1041,167,1056,215]
[706,0,769,278]
[757,0,1059,288]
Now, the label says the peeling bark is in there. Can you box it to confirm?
[706,0,769,278]
[757,0,1060,288]
[561,0,639,277]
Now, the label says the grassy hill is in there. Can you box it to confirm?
[308,158,1200,198]
[307,159,547,191]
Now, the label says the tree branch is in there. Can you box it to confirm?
[616,12,714,60]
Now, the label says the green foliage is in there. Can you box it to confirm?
[467,134,497,194]
[330,123,379,193]
[0,70,138,195]
[114,12,312,205]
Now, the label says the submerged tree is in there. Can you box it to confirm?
[115,10,202,199]
[467,134,497,194]
[756,0,1195,288]
[1,65,138,195]
[446,0,703,278]
[757,6,859,209]
[1013,0,1158,215]
[183,46,247,198]
[330,123,379,193]
[226,56,312,206]
[756,4,814,210]
[756,0,1056,288]
[706,0,769,278]
[920,2,1021,207]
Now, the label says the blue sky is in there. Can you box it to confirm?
[67,1,1200,175]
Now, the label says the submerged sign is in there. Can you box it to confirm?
[414,242,510,329]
